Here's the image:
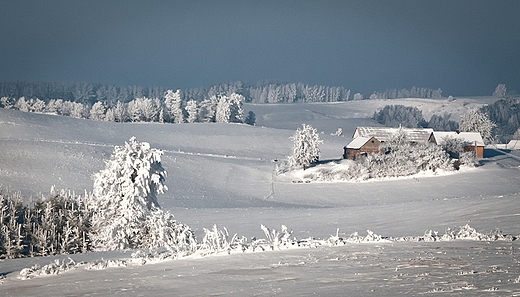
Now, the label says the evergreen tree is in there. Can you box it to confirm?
[185,100,199,123]
[164,90,184,123]
[89,137,195,251]
[244,111,256,126]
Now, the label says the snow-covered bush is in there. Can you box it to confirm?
[288,124,323,170]
[0,188,91,259]
[331,128,343,136]
[89,137,196,251]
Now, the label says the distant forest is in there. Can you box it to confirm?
[0,80,444,106]
[373,99,520,141]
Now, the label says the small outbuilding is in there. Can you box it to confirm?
[507,139,520,150]
[429,131,485,158]
[343,136,381,160]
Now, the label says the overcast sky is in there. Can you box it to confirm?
[1,0,519,96]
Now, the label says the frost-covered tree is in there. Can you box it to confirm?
[353,93,363,100]
[0,96,15,109]
[185,100,199,123]
[111,101,128,122]
[164,89,184,123]
[90,101,106,121]
[459,109,496,144]
[216,93,244,123]
[288,124,323,170]
[228,93,245,123]
[373,105,428,128]
[199,97,218,122]
[31,98,46,113]
[89,137,195,251]
[493,84,507,98]
[216,95,231,123]
[15,97,30,112]
[428,114,459,131]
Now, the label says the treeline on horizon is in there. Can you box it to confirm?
[0,80,444,106]
[373,100,520,142]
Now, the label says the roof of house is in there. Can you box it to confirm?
[429,131,485,146]
[346,136,377,149]
[507,139,520,149]
[353,127,434,143]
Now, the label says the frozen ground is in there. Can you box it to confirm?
[1,98,520,296]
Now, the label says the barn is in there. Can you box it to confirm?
[428,131,485,158]
[343,127,434,160]
[343,136,381,160]
[352,127,434,143]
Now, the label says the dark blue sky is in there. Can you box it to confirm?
[1,0,519,96]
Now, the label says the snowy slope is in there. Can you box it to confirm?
[1,97,520,296]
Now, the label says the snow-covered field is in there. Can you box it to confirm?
[1,97,520,296]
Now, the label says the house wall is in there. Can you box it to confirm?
[345,139,381,160]
[464,145,484,158]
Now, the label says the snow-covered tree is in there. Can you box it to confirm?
[493,84,507,98]
[89,137,195,251]
[0,96,15,109]
[353,93,363,100]
[216,93,244,123]
[31,98,46,113]
[15,97,30,112]
[459,109,496,144]
[90,101,106,121]
[199,97,217,122]
[228,93,244,123]
[111,101,128,122]
[185,100,199,123]
[105,108,116,122]
[288,124,323,170]
[216,95,231,123]
[164,89,184,123]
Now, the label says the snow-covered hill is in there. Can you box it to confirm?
[1,98,520,296]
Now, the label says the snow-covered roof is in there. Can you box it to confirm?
[346,136,375,149]
[353,127,434,143]
[430,131,485,146]
[507,139,520,149]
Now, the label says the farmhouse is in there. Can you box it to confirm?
[428,131,485,158]
[343,136,381,160]
[343,127,434,160]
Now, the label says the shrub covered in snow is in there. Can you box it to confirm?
[0,188,91,259]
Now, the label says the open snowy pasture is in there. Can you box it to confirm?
[1,97,520,296]
[1,241,520,296]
